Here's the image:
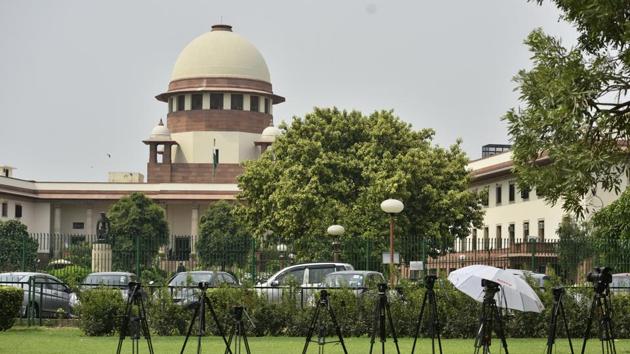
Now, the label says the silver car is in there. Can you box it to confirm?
[256,263,354,302]
[81,272,138,301]
[167,271,239,306]
[0,272,76,318]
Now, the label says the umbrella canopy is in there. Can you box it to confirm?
[448,265,544,313]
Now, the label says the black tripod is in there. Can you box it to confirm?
[180,282,232,354]
[411,275,443,354]
[369,283,400,354]
[581,268,616,354]
[116,282,154,354]
[302,289,348,354]
[474,280,509,354]
[225,306,254,354]
[546,287,574,354]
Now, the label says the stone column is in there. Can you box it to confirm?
[163,143,172,164]
[190,206,199,257]
[149,144,157,164]
[53,206,62,258]
[85,208,93,239]
[91,243,112,272]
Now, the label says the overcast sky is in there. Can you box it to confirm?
[0,1,577,181]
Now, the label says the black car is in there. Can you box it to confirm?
[166,271,239,306]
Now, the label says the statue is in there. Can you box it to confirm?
[96,212,111,244]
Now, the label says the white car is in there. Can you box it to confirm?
[505,269,549,288]
[256,263,354,302]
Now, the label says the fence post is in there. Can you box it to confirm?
[251,238,257,283]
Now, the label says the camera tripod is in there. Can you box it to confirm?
[411,275,443,354]
[581,274,616,354]
[474,280,509,354]
[546,287,574,354]
[116,282,154,354]
[369,283,400,354]
[302,289,348,354]
[180,282,232,354]
[225,306,254,354]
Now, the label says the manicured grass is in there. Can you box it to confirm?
[1,327,629,354]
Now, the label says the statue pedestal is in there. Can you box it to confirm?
[92,243,112,272]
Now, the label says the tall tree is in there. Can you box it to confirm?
[0,220,38,271]
[504,1,630,217]
[196,201,252,270]
[108,192,169,272]
[237,108,483,262]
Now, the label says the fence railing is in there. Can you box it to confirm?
[4,233,630,287]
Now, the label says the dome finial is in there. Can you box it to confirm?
[211,24,232,32]
[158,118,164,126]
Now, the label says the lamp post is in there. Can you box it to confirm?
[528,235,539,272]
[277,243,287,268]
[380,199,404,287]
[327,225,344,262]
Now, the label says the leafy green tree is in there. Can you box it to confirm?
[108,192,169,272]
[504,1,630,216]
[0,220,38,271]
[237,108,483,262]
[556,217,593,283]
[196,201,252,269]
[590,189,630,272]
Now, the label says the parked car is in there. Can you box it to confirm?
[0,272,76,318]
[256,263,354,302]
[324,270,385,289]
[166,271,239,306]
[612,273,630,293]
[506,269,549,288]
[81,272,138,301]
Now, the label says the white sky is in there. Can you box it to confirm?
[0,0,577,181]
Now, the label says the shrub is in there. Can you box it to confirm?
[0,286,23,331]
[49,266,91,291]
[78,288,124,336]
[148,287,188,336]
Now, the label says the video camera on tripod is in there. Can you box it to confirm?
[586,267,612,293]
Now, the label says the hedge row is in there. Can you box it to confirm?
[76,281,630,338]
[0,286,23,331]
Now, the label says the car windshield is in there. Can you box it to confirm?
[84,274,135,286]
[325,274,365,287]
[0,274,28,283]
[169,272,213,286]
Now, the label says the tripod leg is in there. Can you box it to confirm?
[327,301,348,354]
[241,322,252,354]
[581,294,599,354]
[558,301,575,354]
[385,300,401,354]
[546,298,560,354]
[429,291,443,354]
[225,330,235,354]
[601,296,616,354]
[303,303,321,354]
[117,291,136,354]
[138,297,155,354]
[180,304,200,354]
[492,303,509,354]
[205,296,233,354]
[411,291,428,354]
[369,299,378,354]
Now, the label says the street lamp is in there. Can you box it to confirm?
[380,198,404,287]
[528,235,539,272]
[327,225,345,262]
[277,243,287,268]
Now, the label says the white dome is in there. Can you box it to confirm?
[260,126,282,143]
[171,25,271,83]
[148,120,171,142]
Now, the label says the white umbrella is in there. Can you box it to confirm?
[448,265,544,313]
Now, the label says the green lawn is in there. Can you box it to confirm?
[1,327,629,354]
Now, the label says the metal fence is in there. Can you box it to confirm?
[4,233,630,287]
